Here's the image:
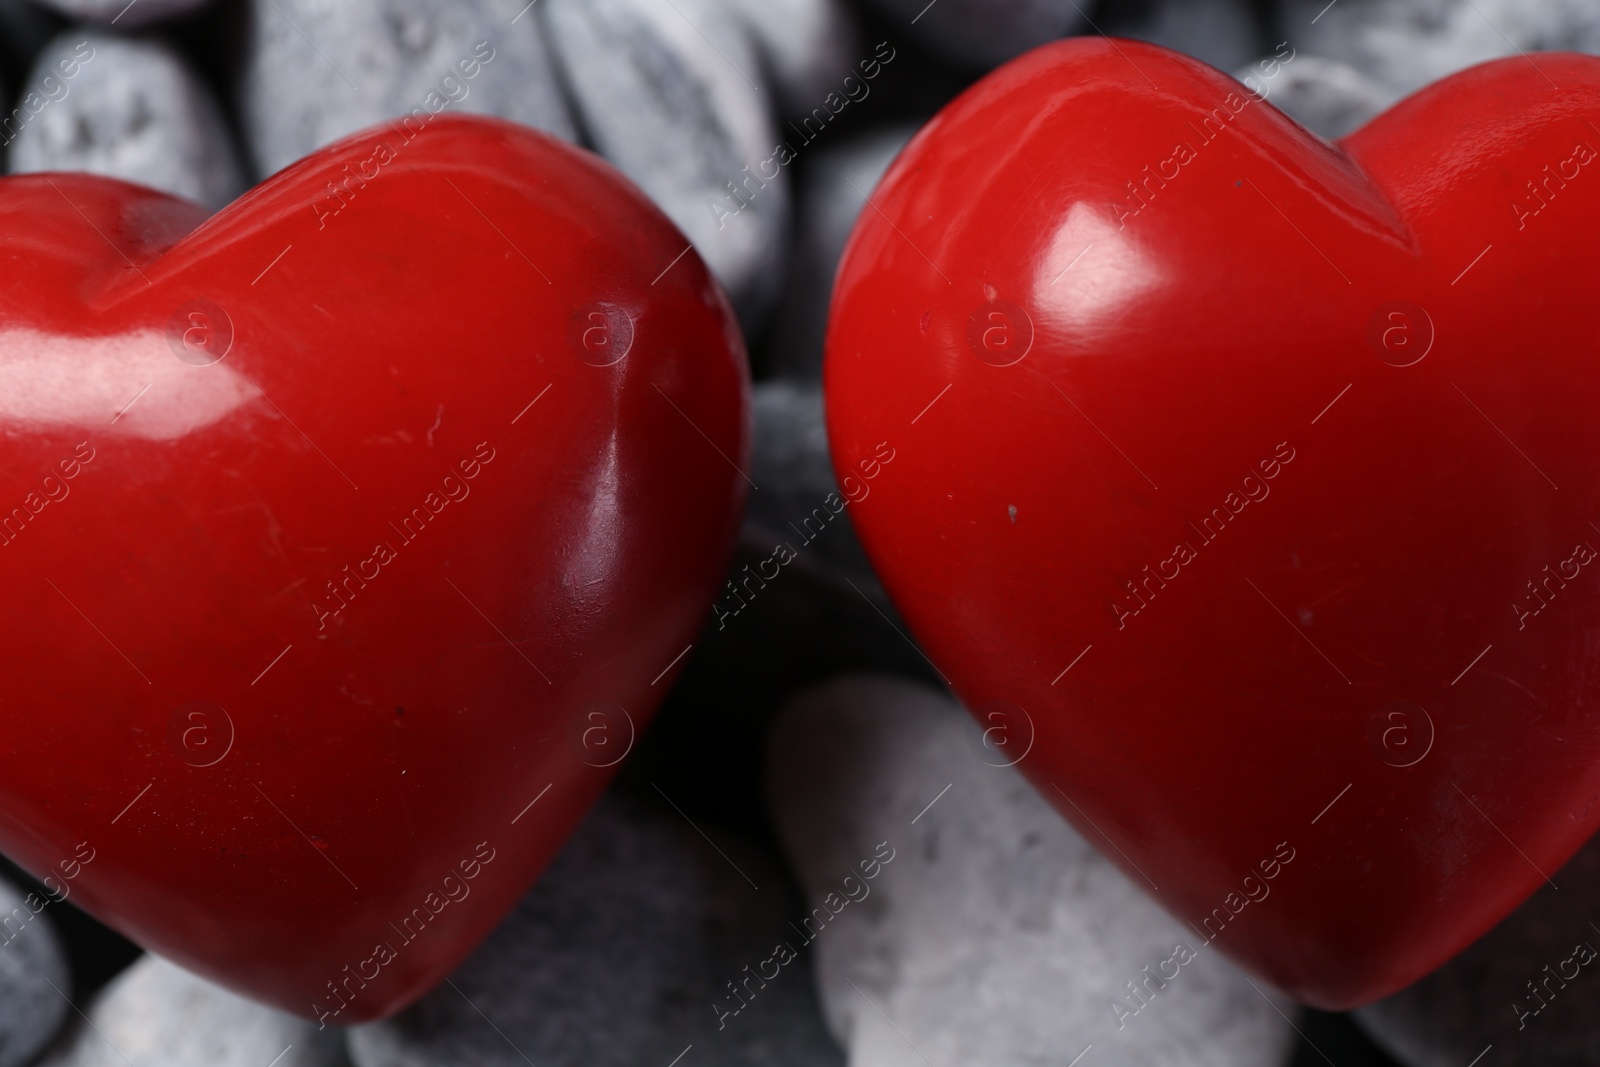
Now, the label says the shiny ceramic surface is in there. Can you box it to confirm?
[0,115,748,1021]
[825,40,1600,1007]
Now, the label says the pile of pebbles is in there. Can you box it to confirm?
[2,0,1599,1064]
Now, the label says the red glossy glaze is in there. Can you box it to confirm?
[826,40,1600,1008]
[0,116,747,1021]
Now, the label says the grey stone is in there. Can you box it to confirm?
[10,31,248,211]
[36,953,347,1067]
[768,674,1299,1067]
[1354,836,1600,1067]
[855,0,1087,69]
[1283,0,1600,96]
[764,125,915,381]
[241,0,575,178]
[747,380,876,586]
[0,876,70,1067]
[543,0,788,331]
[28,0,212,28]
[1236,53,1398,140]
[349,788,843,1067]
[713,0,859,117]
[752,381,834,514]
[1105,0,1261,74]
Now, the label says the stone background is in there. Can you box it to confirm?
[1,0,1597,1064]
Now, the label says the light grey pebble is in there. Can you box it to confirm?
[349,789,842,1067]
[36,953,347,1067]
[241,0,575,178]
[0,876,70,1067]
[764,125,915,381]
[1284,0,1600,95]
[713,0,859,117]
[28,0,212,28]
[1354,835,1600,1066]
[9,31,247,210]
[768,674,1298,1067]
[855,0,1087,69]
[543,0,788,332]
[1105,0,1261,74]
[1236,53,1398,139]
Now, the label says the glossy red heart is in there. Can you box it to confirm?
[0,115,747,1021]
[825,40,1600,1008]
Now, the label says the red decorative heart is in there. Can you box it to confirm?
[825,39,1600,1008]
[0,115,747,1022]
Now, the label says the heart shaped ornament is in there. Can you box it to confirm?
[825,40,1600,1008]
[0,115,748,1022]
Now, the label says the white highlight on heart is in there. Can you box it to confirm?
[0,328,254,440]
[1033,202,1164,335]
